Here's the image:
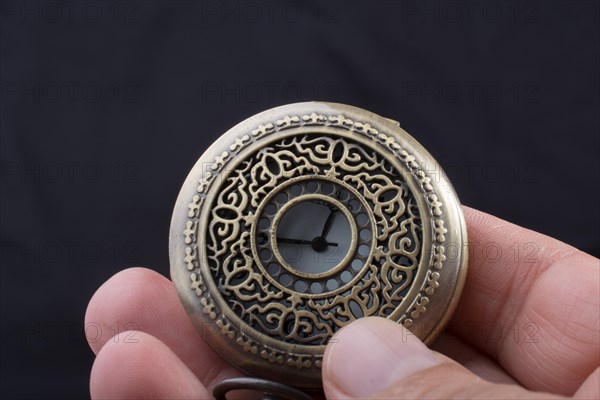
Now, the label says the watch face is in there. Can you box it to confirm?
[269,192,354,278]
[170,102,468,388]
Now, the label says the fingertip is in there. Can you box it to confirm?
[90,330,209,399]
[322,317,553,399]
[323,317,438,398]
[83,266,240,387]
[84,267,171,355]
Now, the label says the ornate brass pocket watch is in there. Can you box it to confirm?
[170,102,467,398]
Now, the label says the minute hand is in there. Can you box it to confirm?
[321,208,338,238]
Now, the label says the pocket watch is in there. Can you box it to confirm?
[169,102,468,398]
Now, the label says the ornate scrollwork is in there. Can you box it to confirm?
[201,134,422,345]
[182,113,448,367]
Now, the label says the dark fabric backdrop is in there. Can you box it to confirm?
[1,1,598,398]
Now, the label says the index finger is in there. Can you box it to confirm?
[449,206,599,395]
[84,268,242,389]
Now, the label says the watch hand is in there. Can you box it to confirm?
[277,237,338,247]
[320,207,338,238]
[277,237,313,245]
[309,199,331,207]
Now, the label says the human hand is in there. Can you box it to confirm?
[85,206,599,399]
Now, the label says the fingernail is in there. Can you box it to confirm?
[324,317,439,398]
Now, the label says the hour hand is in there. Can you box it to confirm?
[276,237,313,246]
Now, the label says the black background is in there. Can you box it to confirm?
[1,1,598,398]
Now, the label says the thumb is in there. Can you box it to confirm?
[322,317,561,399]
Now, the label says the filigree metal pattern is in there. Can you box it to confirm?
[204,135,422,345]
[171,102,469,390]
[182,112,449,371]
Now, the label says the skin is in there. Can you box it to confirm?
[85,206,599,399]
